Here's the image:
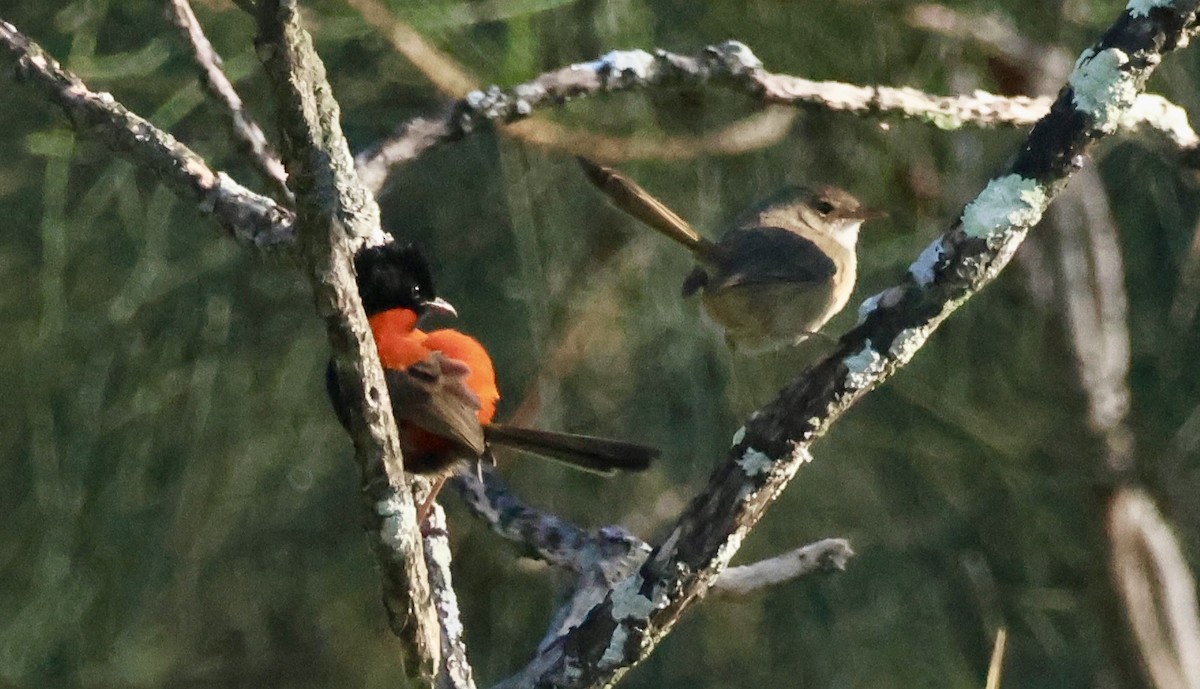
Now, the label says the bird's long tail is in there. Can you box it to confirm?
[577,157,717,262]
[483,423,657,475]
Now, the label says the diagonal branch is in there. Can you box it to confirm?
[252,1,442,685]
[494,4,1200,687]
[0,19,294,250]
[166,0,292,203]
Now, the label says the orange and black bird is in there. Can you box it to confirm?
[326,243,657,516]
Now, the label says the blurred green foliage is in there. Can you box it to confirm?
[2,0,1200,687]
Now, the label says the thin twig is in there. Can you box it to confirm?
[165,0,292,203]
[0,20,294,250]
[1109,488,1200,689]
[710,538,854,597]
[985,628,1008,689]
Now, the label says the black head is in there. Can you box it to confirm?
[354,243,454,317]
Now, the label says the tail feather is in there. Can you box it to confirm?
[576,157,716,262]
[483,423,657,475]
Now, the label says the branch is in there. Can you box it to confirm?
[496,4,1200,687]
[356,40,1200,190]
[1109,488,1200,689]
[356,107,797,195]
[165,0,292,203]
[449,467,650,573]
[0,19,294,250]
[709,538,854,598]
[423,504,477,689]
[348,0,794,193]
[252,1,442,684]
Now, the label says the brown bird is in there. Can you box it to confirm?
[578,158,884,351]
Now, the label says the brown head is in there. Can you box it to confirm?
[730,184,885,251]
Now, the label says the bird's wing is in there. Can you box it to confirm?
[384,352,487,456]
[708,226,838,290]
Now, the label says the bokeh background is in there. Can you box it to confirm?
[2,0,1200,687]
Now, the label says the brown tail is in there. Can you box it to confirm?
[483,423,657,475]
[576,157,717,262]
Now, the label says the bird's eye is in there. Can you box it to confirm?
[815,200,835,215]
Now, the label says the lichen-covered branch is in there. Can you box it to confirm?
[496,4,1200,687]
[356,39,1199,191]
[423,504,477,689]
[0,19,294,250]
[252,1,442,684]
[449,467,650,573]
[710,538,854,597]
[166,0,292,203]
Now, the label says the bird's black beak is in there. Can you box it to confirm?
[422,297,458,319]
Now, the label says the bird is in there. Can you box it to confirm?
[577,157,885,351]
[325,242,657,520]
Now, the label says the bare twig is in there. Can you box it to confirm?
[985,628,1008,689]
[356,105,796,194]
[493,5,1200,687]
[252,1,442,685]
[348,0,476,97]
[1109,488,1200,689]
[166,0,292,203]
[423,504,477,689]
[0,20,294,250]
[710,538,854,597]
[349,0,795,193]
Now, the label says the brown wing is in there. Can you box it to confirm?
[384,352,486,457]
[707,226,837,291]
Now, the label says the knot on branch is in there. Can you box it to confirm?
[703,40,764,78]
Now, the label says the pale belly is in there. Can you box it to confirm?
[701,277,850,351]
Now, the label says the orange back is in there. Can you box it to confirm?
[423,329,499,424]
[367,308,500,425]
